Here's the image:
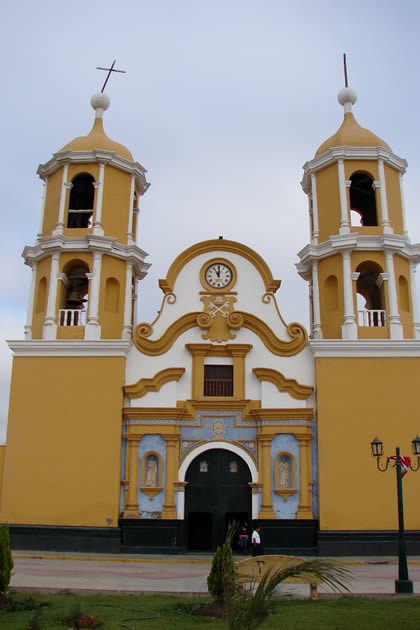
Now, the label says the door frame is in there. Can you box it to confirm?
[178,441,259,520]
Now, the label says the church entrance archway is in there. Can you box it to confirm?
[185,448,252,551]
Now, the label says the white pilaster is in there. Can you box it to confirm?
[385,250,403,339]
[310,174,319,243]
[93,162,105,236]
[53,164,70,235]
[43,252,60,339]
[85,251,102,340]
[409,261,420,339]
[338,160,350,234]
[132,288,138,329]
[399,173,408,237]
[341,250,357,339]
[122,262,134,340]
[37,179,48,241]
[311,261,322,339]
[378,159,393,234]
[127,175,135,244]
[24,262,38,340]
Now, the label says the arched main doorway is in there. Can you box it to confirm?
[185,448,252,551]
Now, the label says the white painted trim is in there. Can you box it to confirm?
[301,146,407,193]
[409,261,420,339]
[341,250,357,339]
[7,340,131,356]
[178,441,259,520]
[127,174,135,244]
[37,149,150,196]
[24,262,38,340]
[311,261,322,339]
[310,339,420,357]
[93,162,105,236]
[37,179,48,240]
[122,262,133,340]
[338,160,350,233]
[310,174,319,243]
[385,250,403,339]
[399,172,408,237]
[378,159,392,233]
[53,163,69,235]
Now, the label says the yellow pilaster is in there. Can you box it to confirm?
[258,433,275,519]
[123,435,140,518]
[230,344,252,398]
[296,434,313,519]
[162,432,179,519]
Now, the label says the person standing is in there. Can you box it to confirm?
[251,525,264,556]
[239,522,249,554]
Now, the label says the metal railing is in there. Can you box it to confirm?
[59,309,86,326]
[358,309,386,327]
[204,378,233,396]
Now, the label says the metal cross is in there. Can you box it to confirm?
[96,60,126,93]
[343,53,348,88]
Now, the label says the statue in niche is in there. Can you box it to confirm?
[229,460,238,473]
[279,456,291,489]
[145,455,158,487]
[200,460,208,472]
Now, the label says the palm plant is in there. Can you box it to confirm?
[225,558,352,630]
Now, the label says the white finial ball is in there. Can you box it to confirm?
[90,93,110,111]
[337,87,357,107]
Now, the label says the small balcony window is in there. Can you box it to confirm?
[204,365,233,396]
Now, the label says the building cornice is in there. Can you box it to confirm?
[37,149,150,195]
[301,146,407,193]
[7,340,132,357]
[310,339,420,358]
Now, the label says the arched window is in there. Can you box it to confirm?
[67,173,95,228]
[356,261,385,326]
[59,262,89,326]
[350,172,377,226]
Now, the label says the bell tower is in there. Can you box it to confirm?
[25,92,150,342]
[297,85,420,340]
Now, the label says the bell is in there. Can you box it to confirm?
[67,289,83,307]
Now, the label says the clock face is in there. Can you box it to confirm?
[205,263,233,289]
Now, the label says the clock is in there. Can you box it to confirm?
[205,262,232,289]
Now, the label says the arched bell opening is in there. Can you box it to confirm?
[350,172,378,227]
[182,447,253,552]
[67,173,95,228]
[59,261,90,326]
[356,261,386,327]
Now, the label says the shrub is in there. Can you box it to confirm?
[207,540,235,602]
[0,524,13,596]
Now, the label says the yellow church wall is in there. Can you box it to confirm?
[101,167,131,243]
[315,165,341,243]
[394,255,413,338]
[384,164,404,234]
[0,446,5,502]
[32,258,52,339]
[100,255,126,339]
[0,356,125,527]
[318,255,343,339]
[316,357,420,531]
[42,170,62,236]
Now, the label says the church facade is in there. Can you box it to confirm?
[1,87,419,555]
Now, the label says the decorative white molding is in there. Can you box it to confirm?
[301,146,407,193]
[56,273,69,288]
[351,272,360,281]
[7,340,132,357]
[377,273,387,288]
[37,149,150,195]
[310,339,420,358]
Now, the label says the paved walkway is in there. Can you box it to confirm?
[9,551,420,596]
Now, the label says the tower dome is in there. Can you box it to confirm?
[315,86,389,157]
[59,93,133,161]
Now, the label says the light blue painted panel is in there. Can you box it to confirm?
[271,433,299,519]
[138,434,166,518]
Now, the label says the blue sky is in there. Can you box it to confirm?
[2,0,420,442]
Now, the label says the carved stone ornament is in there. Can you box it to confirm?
[229,460,238,473]
[211,418,227,439]
[197,295,243,342]
[200,460,208,472]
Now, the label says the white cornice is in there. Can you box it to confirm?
[310,339,420,357]
[22,235,151,277]
[37,149,150,195]
[301,146,407,193]
[7,340,132,357]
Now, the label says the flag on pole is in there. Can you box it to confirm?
[387,456,411,477]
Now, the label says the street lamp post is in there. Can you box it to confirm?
[370,435,420,594]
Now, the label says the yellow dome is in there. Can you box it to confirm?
[60,116,133,161]
[315,111,390,157]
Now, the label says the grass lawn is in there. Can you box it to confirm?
[1,592,419,629]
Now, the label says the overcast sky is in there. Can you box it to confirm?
[1,0,420,443]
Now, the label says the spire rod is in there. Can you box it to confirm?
[96,59,126,93]
[343,53,348,88]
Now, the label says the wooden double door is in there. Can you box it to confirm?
[185,449,252,551]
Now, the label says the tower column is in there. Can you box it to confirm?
[123,435,140,518]
[53,163,70,235]
[127,175,135,244]
[409,261,420,339]
[311,261,322,339]
[399,173,408,237]
[341,250,357,339]
[24,262,38,340]
[122,262,134,340]
[296,434,312,519]
[378,159,392,234]
[37,179,48,241]
[162,433,179,519]
[258,433,275,518]
[93,162,105,236]
[338,159,350,234]
[385,250,403,339]
[43,252,60,340]
[85,251,102,340]
[310,174,319,243]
